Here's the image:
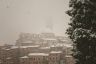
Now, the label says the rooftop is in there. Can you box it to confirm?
[28,53,49,56]
[50,51,62,54]
[65,55,72,57]
[40,47,50,49]
[63,44,72,48]
[20,56,29,58]
[42,38,56,41]
[20,45,40,48]
[6,57,11,59]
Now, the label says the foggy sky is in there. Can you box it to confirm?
[0,0,70,45]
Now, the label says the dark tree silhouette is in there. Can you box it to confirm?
[66,0,96,64]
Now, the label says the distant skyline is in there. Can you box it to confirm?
[0,0,70,45]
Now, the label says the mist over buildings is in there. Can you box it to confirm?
[0,0,70,45]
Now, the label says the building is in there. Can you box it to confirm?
[65,55,75,64]
[0,32,73,64]
[28,53,49,64]
[49,51,63,64]
[20,56,29,64]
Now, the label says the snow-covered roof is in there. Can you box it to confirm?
[20,56,29,58]
[50,51,62,54]
[50,45,55,47]
[20,45,40,48]
[63,44,72,48]
[28,53,49,56]
[65,55,72,57]
[50,45,62,47]
[42,38,56,40]
[6,57,11,59]
[39,47,50,49]
[11,45,40,49]
[5,49,11,50]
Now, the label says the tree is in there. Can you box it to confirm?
[66,0,96,64]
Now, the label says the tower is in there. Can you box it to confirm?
[46,17,53,31]
[45,16,53,33]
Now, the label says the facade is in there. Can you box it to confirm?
[20,56,29,64]
[49,51,62,64]
[29,53,49,64]
[65,56,75,64]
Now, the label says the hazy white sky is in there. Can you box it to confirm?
[0,0,70,45]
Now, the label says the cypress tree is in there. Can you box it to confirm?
[66,0,96,64]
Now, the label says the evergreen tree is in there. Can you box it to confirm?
[66,0,96,64]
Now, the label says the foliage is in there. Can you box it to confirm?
[66,0,96,64]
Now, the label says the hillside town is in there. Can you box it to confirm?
[0,33,75,64]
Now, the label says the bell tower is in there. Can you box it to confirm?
[45,16,53,32]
